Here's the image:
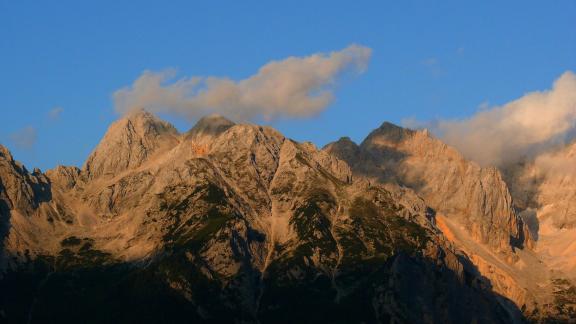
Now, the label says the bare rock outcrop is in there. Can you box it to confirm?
[0,113,527,323]
[324,122,532,255]
[82,109,180,179]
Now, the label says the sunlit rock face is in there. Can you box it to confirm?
[325,122,576,322]
[504,141,576,286]
[0,111,557,323]
[82,109,181,180]
[324,122,532,256]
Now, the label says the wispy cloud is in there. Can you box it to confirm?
[48,106,64,120]
[423,71,576,167]
[422,57,439,66]
[421,57,443,77]
[113,44,372,121]
[10,126,37,149]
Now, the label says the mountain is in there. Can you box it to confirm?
[325,122,576,322]
[325,122,531,255]
[0,111,572,323]
[504,141,576,283]
[83,109,180,180]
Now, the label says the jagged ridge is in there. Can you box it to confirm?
[0,112,541,323]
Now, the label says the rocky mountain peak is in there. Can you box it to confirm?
[332,136,358,149]
[123,108,179,136]
[332,136,357,147]
[0,114,571,322]
[0,147,50,215]
[185,114,235,141]
[327,121,531,256]
[365,121,416,144]
[322,137,361,167]
[0,145,13,162]
[82,109,180,179]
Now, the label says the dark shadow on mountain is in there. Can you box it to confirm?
[508,210,536,251]
[502,160,543,243]
[0,181,11,259]
[517,208,539,241]
[326,130,429,193]
[185,114,235,140]
[501,162,546,212]
[0,199,9,243]
[344,145,430,193]
[0,164,52,210]
[426,206,437,223]
[0,248,526,324]
[455,254,526,323]
[31,178,52,206]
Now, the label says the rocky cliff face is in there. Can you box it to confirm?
[0,111,525,323]
[326,121,576,322]
[504,141,576,230]
[83,109,180,180]
[0,145,57,269]
[323,122,576,320]
[503,142,576,290]
[324,122,531,256]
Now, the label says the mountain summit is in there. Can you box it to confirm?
[186,113,235,140]
[83,109,180,179]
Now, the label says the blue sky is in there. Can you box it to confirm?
[1,0,575,170]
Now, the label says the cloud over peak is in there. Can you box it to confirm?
[10,126,37,150]
[114,44,372,121]
[48,106,64,120]
[432,71,576,167]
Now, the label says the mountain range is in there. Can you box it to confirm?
[1,110,575,323]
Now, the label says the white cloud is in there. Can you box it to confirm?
[10,126,37,149]
[48,106,64,120]
[113,44,372,121]
[429,71,576,167]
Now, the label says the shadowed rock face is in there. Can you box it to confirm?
[0,112,527,323]
[185,113,235,140]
